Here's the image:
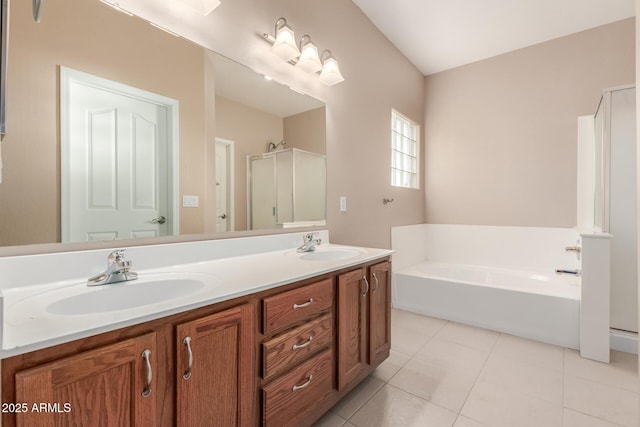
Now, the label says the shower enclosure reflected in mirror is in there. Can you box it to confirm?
[0,0,326,247]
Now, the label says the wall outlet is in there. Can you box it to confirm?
[183,195,199,207]
[339,196,347,212]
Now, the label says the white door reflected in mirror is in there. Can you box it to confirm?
[215,138,235,233]
[61,68,179,242]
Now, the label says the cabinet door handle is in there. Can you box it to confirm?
[292,336,313,350]
[183,336,193,380]
[292,298,313,309]
[362,276,370,297]
[292,375,313,392]
[372,272,380,293]
[141,349,152,398]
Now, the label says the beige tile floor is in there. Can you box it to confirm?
[313,309,639,427]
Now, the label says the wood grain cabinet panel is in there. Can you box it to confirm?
[175,304,255,427]
[15,333,157,427]
[262,348,333,427]
[337,267,367,390]
[263,313,332,381]
[263,278,334,334]
[4,257,391,427]
[369,261,391,366]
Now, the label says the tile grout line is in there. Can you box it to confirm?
[339,377,387,426]
[451,330,502,426]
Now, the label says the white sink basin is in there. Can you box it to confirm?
[7,272,220,318]
[46,277,207,315]
[300,248,362,261]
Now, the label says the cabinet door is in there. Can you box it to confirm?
[337,267,367,390]
[15,333,157,427]
[369,261,391,366]
[176,304,255,427]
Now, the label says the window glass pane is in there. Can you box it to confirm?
[390,110,419,189]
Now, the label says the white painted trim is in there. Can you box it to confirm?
[610,329,638,354]
[60,66,180,240]
[215,137,235,232]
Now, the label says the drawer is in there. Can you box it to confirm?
[263,278,333,334]
[263,313,332,381]
[263,348,333,427]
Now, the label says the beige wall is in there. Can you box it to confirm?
[153,0,427,249]
[284,107,326,155]
[1,0,426,252]
[0,0,205,245]
[424,18,635,227]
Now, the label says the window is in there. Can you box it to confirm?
[391,110,419,189]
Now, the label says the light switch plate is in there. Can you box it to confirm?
[183,195,199,207]
[340,196,347,212]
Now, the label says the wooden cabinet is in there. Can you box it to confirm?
[263,348,333,427]
[2,257,391,427]
[4,304,255,427]
[176,304,255,427]
[337,267,368,389]
[261,279,335,427]
[369,261,391,366]
[262,313,332,382]
[337,261,391,390]
[14,333,157,427]
[262,278,333,334]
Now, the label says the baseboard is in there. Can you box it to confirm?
[610,329,638,354]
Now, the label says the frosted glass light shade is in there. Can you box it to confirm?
[319,56,344,86]
[179,0,221,15]
[272,25,300,62]
[296,39,323,73]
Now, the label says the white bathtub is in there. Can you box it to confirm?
[393,261,580,349]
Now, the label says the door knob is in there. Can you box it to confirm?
[218,213,227,219]
[151,216,167,224]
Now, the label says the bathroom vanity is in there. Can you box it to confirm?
[0,234,391,427]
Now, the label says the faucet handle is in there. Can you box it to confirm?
[107,249,132,272]
[303,232,319,242]
[107,249,126,264]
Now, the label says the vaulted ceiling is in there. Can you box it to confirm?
[351,0,636,75]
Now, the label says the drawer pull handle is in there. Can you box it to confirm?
[292,336,313,350]
[141,349,152,398]
[292,298,313,309]
[362,276,370,297]
[183,336,193,380]
[292,375,313,392]
[372,272,380,293]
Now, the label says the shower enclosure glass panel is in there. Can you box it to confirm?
[592,86,637,333]
[593,97,604,231]
[248,148,326,229]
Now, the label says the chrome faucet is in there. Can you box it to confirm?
[297,232,322,253]
[565,241,581,260]
[87,249,138,286]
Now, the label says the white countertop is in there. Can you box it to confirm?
[1,243,392,358]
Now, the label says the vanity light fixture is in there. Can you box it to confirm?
[179,0,221,16]
[295,36,323,73]
[33,0,44,23]
[263,17,345,86]
[269,18,300,62]
[319,50,344,86]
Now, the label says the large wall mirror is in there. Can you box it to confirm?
[0,0,326,249]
